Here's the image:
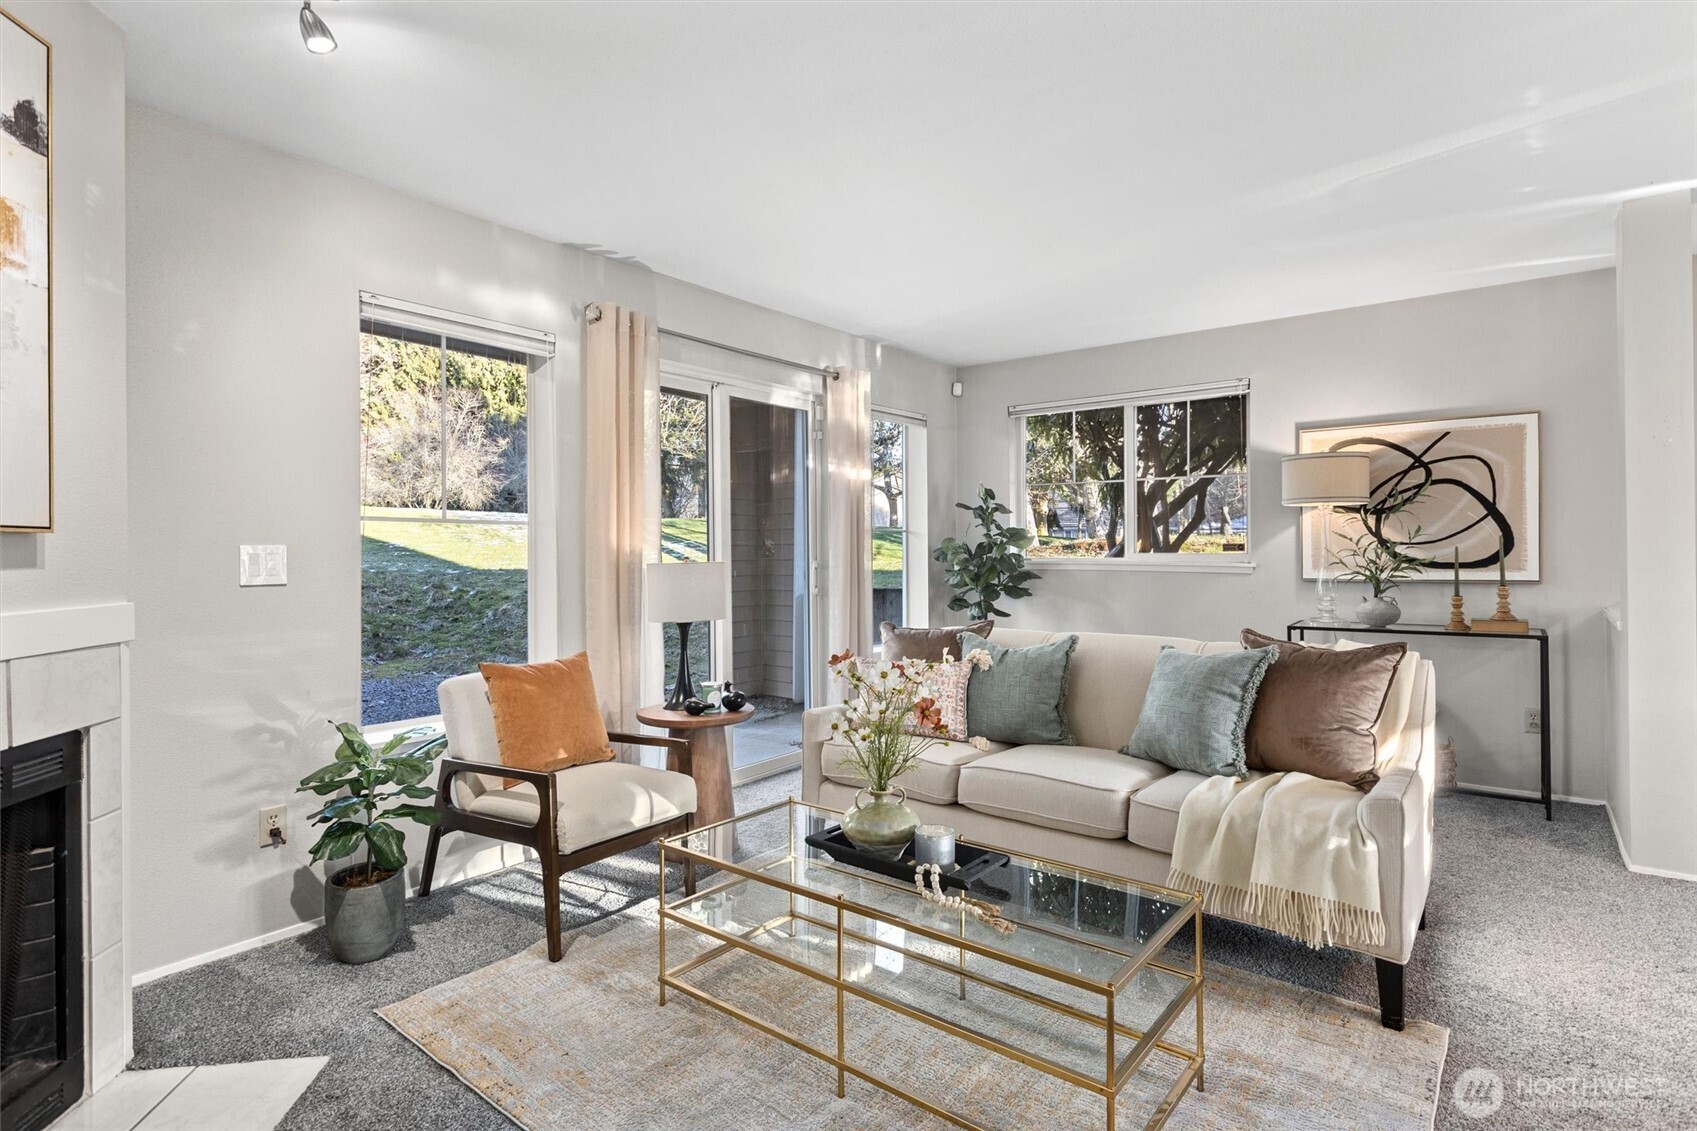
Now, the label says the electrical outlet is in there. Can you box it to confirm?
[1524,708,1542,734]
[259,804,288,847]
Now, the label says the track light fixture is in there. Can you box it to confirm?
[299,1,337,55]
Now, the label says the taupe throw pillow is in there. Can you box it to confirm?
[879,620,994,663]
[1240,629,1406,791]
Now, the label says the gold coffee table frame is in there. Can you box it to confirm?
[658,799,1204,1130]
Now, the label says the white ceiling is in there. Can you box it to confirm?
[100,1,1696,367]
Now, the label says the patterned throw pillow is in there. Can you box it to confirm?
[854,658,971,741]
[909,660,970,741]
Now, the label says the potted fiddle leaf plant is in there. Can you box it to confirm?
[932,485,1041,620]
[296,721,443,964]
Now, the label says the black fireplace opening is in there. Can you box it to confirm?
[1,731,84,1131]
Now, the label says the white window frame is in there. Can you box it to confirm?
[1010,380,1255,574]
[358,298,558,736]
[872,406,930,629]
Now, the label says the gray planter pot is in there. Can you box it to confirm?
[324,864,406,964]
[1356,594,1403,628]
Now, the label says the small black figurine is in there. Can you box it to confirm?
[682,697,709,716]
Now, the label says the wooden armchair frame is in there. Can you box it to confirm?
[418,731,696,961]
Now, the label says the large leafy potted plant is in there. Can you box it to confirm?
[826,650,992,859]
[296,722,443,964]
[932,485,1041,620]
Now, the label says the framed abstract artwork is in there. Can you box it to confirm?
[1,7,51,532]
[1298,412,1541,582]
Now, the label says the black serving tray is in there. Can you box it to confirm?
[803,826,1010,892]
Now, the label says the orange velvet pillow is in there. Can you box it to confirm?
[479,653,614,787]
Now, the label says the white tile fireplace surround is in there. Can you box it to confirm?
[2,607,134,1112]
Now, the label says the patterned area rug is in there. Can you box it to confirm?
[380,901,1446,1130]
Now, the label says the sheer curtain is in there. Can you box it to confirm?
[583,303,661,750]
[824,367,873,697]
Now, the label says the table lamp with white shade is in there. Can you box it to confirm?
[1281,452,1372,625]
[645,560,731,710]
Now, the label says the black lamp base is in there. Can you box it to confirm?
[664,620,697,711]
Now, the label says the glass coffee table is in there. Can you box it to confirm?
[658,800,1204,1130]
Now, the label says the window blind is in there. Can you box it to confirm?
[1006,378,1248,418]
[358,292,556,358]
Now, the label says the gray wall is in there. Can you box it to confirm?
[956,270,1627,803]
[125,107,958,974]
[0,1,126,613]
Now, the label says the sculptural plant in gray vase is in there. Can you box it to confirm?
[296,722,443,963]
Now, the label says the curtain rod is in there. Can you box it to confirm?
[659,327,838,379]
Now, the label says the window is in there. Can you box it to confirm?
[871,411,929,640]
[1020,389,1248,559]
[359,318,535,726]
[659,387,711,692]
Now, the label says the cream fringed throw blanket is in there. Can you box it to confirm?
[1168,772,1386,951]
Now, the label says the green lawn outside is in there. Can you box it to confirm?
[362,520,527,680]
[661,517,906,589]
[364,517,906,686]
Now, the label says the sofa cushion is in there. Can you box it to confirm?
[1124,646,1278,776]
[1124,768,1266,853]
[820,737,1009,804]
[1241,629,1406,790]
[987,628,1216,752]
[1336,639,1421,768]
[880,620,994,662]
[958,746,1171,839]
[961,631,1077,745]
[465,761,697,854]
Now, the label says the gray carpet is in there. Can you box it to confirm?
[131,778,1697,1130]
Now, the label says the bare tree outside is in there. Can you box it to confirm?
[1024,394,1247,556]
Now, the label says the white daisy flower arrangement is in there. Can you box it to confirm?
[824,646,992,792]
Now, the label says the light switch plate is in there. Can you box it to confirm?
[240,545,287,586]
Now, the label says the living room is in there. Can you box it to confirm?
[1,2,1693,1129]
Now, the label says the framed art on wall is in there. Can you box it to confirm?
[1298,412,1541,582]
[1,7,52,532]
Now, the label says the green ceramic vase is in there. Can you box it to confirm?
[841,787,920,860]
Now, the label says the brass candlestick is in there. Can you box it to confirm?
[1446,594,1471,632]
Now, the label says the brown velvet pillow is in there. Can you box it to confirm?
[479,653,614,787]
[1240,629,1406,791]
[878,620,994,662]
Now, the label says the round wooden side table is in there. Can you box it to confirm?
[635,704,753,833]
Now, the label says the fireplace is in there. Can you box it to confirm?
[1,731,85,1131]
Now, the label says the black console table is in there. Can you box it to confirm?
[1286,619,1552,820]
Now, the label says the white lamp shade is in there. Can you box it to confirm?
[1281,452,1372,507]
[644,560,730,624]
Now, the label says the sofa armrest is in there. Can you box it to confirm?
[1357,658,1436,964]
[801,705,846,801]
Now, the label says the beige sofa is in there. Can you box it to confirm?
[801,627,1436,1029]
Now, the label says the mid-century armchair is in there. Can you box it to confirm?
[418,672,698,961]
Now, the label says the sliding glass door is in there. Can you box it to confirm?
[660,372,818,780]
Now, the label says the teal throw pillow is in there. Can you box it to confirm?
[1124,646,1279,776]
[960,631,1077,745]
